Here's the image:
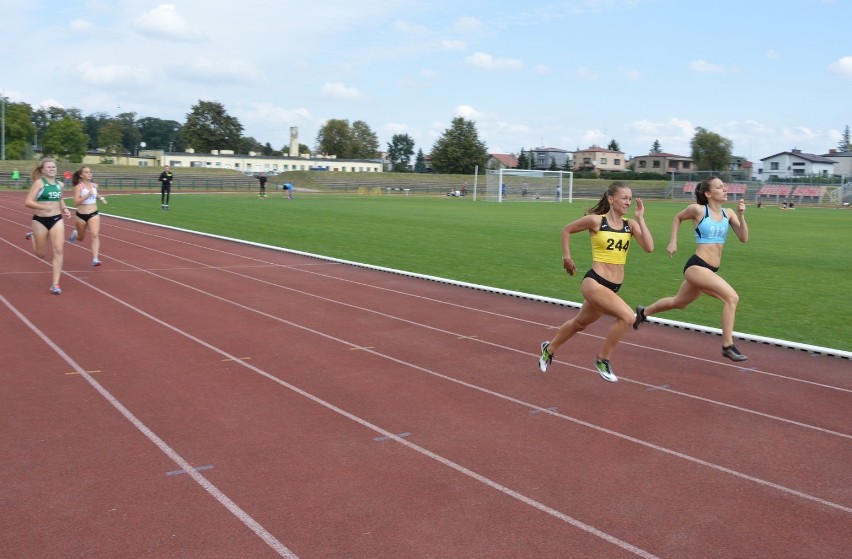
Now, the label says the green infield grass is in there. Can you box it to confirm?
[99,191,852,353]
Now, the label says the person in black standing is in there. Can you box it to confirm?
[257,172,268,198]
[158,165,173,209]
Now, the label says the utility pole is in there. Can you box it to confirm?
[1,94,6,161]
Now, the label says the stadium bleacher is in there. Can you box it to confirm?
[682,182,746,195]
[791,186,826,201]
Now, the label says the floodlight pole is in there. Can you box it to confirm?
[1,94,6,161]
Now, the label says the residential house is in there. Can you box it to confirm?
[756,149,836,181]
[629,152,693,175]
[823,149,852,181]
[526,147,571,170]
[573,146,626,174]
[487,153,519,170]
[729,156,753,180]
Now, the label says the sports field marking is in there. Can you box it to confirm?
[21,271,660,559]
[58,243,852,516]
[97,229,852,438]
[2,294,300,559]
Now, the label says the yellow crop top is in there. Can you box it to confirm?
[590,216,632,265]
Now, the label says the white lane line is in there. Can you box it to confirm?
[63,249,852,517]
[102,231,852,441]
[0,295,301,559]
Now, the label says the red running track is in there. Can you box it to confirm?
[1,196,850,558]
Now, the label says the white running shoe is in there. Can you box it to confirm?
[594,358,618,382]
[539,342,553,373]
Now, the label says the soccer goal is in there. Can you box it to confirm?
[484,169,573,202]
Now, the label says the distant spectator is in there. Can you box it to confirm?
[282,182,294,199]
[257,172,267,198]
[62,169,72,187]
[12,168,20,187]
[158,165,173,209]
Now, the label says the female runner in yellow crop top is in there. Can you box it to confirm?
[538,182,654,382]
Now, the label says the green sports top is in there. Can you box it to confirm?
[36,179,63,202]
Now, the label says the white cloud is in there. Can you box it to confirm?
[384,122,411,136]
[77,61,152,86]
[393,20,429,35]
[70,19,94,33]
[578,129,611,149]
[454,104,485,120]
[687,60,740,74]
[37,99,65,110]
[625,118,696,155]
[133,4,205,42]
[239,103,311,124]
[621,68,641,80]
[780,126,820,145]
[321,82,367,101]
[465,52,523,71]
[453,16,482,33]
[828,56,852,77]
[575,67,599,80]
[442,39,467,51]
[533,64,552,75]
[765,49,779,59]
[177,57,263,83]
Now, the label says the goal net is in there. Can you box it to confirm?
[484,169,573,202]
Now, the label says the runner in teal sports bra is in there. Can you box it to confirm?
[633,176,750,362]
[24,157,72,294]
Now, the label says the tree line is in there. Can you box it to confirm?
[6,95,846,174]
[1,97,491,174]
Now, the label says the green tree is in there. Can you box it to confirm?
[316,119,351,157]
[83,112,110,150]
[429,117,488,174]
[561,155,573,171]
[237,136,265,155]
[115,112,141,153]
[181,100,244,152]
[350,120,379,158]
[516,148,529,169]
[650,139,662,153]
[42,115,89,162]
[137,117,182,151]
[98,121,124,162]
[690,127,733,172]
[414,148,427,173]
[608,139,621,152]
[387,133,415,171]
[839,125,851,152]
[316,119,379,159]
[2,101,35,159]
[34,106,83,152]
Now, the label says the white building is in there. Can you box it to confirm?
[822,149,852,181]
[756,149,836,181]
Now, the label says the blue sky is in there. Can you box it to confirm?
[2,0,850,162]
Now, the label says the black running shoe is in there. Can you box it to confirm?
[721,345,748,362]
[633,305,647,330]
